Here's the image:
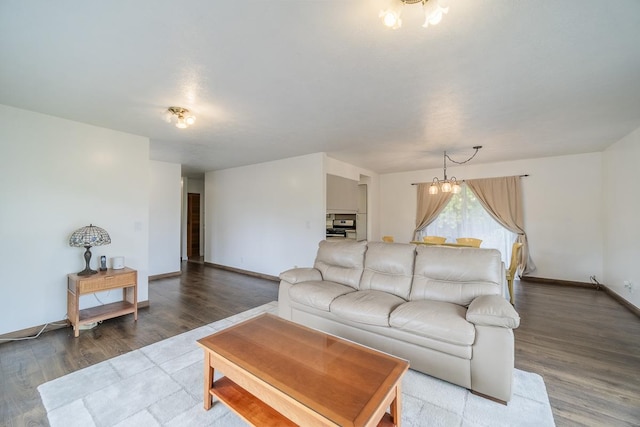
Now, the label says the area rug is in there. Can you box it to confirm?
[38,301,555,427]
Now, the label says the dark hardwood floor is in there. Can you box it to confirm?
[1,262,639,427]
[513,281,640,426]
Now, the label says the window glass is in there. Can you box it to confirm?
[418,184,516,264]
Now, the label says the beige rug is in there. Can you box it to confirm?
[38,301,555,426]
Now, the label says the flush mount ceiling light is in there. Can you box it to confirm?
[429,146,482,195]
[165,106,196,129]
[380,0,449,30]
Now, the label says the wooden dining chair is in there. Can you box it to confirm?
[506,242,524,305]
[456,237,482,247]
[423,236,447,244]
[382,236,394,243]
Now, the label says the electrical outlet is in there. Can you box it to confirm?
[624,281,634,293]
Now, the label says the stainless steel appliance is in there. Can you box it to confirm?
[326,219,355,238]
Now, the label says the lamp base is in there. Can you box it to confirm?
[77,246,97,276]
[77,267,98,276]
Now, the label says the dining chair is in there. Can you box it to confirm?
[382,236,394,243]
[506,242,524,305]
[456,237,482,247]
[423,236,447,244]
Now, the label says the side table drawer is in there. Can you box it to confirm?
[78,272,136,293]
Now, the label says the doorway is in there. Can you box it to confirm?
[187,193,201,259]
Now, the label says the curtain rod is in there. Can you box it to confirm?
[411,174,529,186]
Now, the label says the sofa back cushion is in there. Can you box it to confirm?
[410,245,503,306]
[313,240,367,288]
[359,242,416,300]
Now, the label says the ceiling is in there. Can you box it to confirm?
[2,1,640,177]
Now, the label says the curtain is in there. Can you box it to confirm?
[414,183,453,240]
[466,176,536,275]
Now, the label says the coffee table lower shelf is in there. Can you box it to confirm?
[211,376,396,427]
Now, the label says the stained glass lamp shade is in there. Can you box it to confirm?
[69,224,111,276]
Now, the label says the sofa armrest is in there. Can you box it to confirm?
[466,295,520,329]
[279,267,322,284]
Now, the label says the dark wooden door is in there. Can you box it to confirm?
[187,193,200,258]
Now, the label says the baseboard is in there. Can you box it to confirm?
[149,271,181,281]
[204,262,279,282]
[522,276,640,318]
[521,276,595,288]
[0,319,69,343]
[0,300,150,344]
[600,286,640,318]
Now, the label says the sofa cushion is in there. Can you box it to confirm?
[390,300,476,346]
[359,242,416,300]
[410,246,503,306]
[313,240,367,289]
[288,281,356,312]
[330,290,406,327]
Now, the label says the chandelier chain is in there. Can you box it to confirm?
[445,146,482,165]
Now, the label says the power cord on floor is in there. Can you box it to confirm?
[0,317,68,342]
[590,275,602,291]
[2,295,110,341]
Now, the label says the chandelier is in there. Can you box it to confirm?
[380,0,449,30]
[165,106,196,129]
[429,146,482,195]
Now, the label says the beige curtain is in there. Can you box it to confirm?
[414,184,453,240]
[466,176,536,275]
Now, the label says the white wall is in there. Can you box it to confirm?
[603,127,640,308]
[380,152,604,283]
[205,153,326,276]
[149,161,181,276]
[0,105,150,335]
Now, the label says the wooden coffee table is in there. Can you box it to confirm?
[197,313,409,426]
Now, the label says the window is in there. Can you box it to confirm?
[417,184,516,264]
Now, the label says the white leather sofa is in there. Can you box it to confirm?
[278,239,520,403]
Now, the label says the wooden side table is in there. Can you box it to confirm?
[67,267,138,337]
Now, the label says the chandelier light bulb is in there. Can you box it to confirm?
[381,10,401,29]
[175,116,187,129]
[380,0,404,29]
[423,1,449,28]
[429,184,439,195]
[452,182,462,194]
[380,0,449,29]
[185,115,196,126]
[441,181,452,193]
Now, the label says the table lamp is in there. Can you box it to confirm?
[69,224,111,276]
